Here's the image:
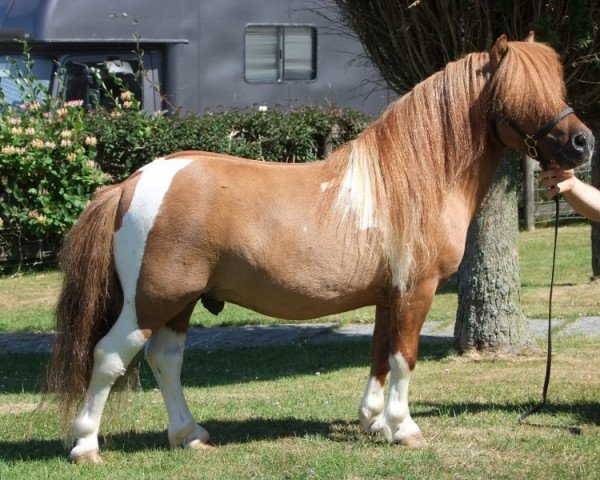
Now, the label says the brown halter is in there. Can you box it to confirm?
[492,106,574,165]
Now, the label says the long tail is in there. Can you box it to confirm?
[46,184,124,424]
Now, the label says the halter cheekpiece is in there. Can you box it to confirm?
[492,107,574,162]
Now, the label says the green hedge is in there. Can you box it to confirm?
[89,106,369,182]
[0,104,370,257]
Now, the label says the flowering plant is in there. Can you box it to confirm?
[0,99,107,240]
[0,45,108,244]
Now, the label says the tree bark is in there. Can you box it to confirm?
[591,121,600,280]
[455,152,536,354]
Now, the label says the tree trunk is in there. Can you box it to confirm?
[591,122,600,280]
[454,152,536,354]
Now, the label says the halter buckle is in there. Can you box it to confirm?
[524,135,538,159]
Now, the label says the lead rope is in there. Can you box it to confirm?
[518,195,559,423]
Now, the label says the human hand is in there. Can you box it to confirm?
[539,163,576,199]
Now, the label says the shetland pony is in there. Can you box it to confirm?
[47,34,593,463]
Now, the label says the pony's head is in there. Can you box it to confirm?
[490,33,594,169]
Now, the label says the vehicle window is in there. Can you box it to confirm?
[64,58,143,109]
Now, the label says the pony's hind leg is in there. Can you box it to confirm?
[69,304,148,463]
[144,304,213,450]
[359,304,390,434]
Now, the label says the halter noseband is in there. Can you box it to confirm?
[492,107,574,162]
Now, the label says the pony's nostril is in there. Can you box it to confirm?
[572,133,587,151]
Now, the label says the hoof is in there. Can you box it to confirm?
[170,423,214,450]
[360,415,385,435]
[188,438,215,450]
[399,431,428,448]
[71,450,103,464]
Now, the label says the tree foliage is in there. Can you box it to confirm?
[333,0,600,120]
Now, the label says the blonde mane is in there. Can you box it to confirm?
[324,40,568,292]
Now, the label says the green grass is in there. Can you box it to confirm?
[0,224,597,333]
[1,337,598,478]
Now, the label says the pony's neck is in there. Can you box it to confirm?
[457,141,505,219]
[321,51,502,291]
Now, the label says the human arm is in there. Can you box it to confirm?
[540,164,600,222]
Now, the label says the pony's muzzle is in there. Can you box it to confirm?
[570,131,594,156]
[560,130,594,168]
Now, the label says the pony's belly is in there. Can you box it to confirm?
[221,291,376,320]
[210,274,382,321]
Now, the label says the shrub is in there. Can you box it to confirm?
[1,102,370,263]
[0,100,105,242]
[88,106,370,182]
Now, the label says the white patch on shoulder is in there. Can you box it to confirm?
[335,141,377,231]
[114,158,193,301]
[320,181,331,192]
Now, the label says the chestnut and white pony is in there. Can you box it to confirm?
[48,35,593,463]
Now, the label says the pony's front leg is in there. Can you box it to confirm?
[359,304,390,434]
[382,278,437,446]
[69,305,148,463]
[145,324,213,450]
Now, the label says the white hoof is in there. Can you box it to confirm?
[359,409,385,435]
[169,423,212,449]
[70,448,103,464]
[383,416,426,447]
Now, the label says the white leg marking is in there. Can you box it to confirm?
[145,327,211,448]
[382,353,422,444]
[69,306,147,460]
[359,375,385,434]
[69,158,194,460]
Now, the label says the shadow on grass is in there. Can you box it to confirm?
[0,340,454,394]
[0,417,362,462]
[417,400,600,426]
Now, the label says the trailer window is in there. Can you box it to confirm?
[0,55,54,106]
[245,25,317,83]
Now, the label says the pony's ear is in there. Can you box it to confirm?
[525,31,535,42]
[490,34,509,69]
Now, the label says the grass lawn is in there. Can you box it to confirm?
[0,336,598,478]
[0,224,598,478]
[1,224,598,333]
